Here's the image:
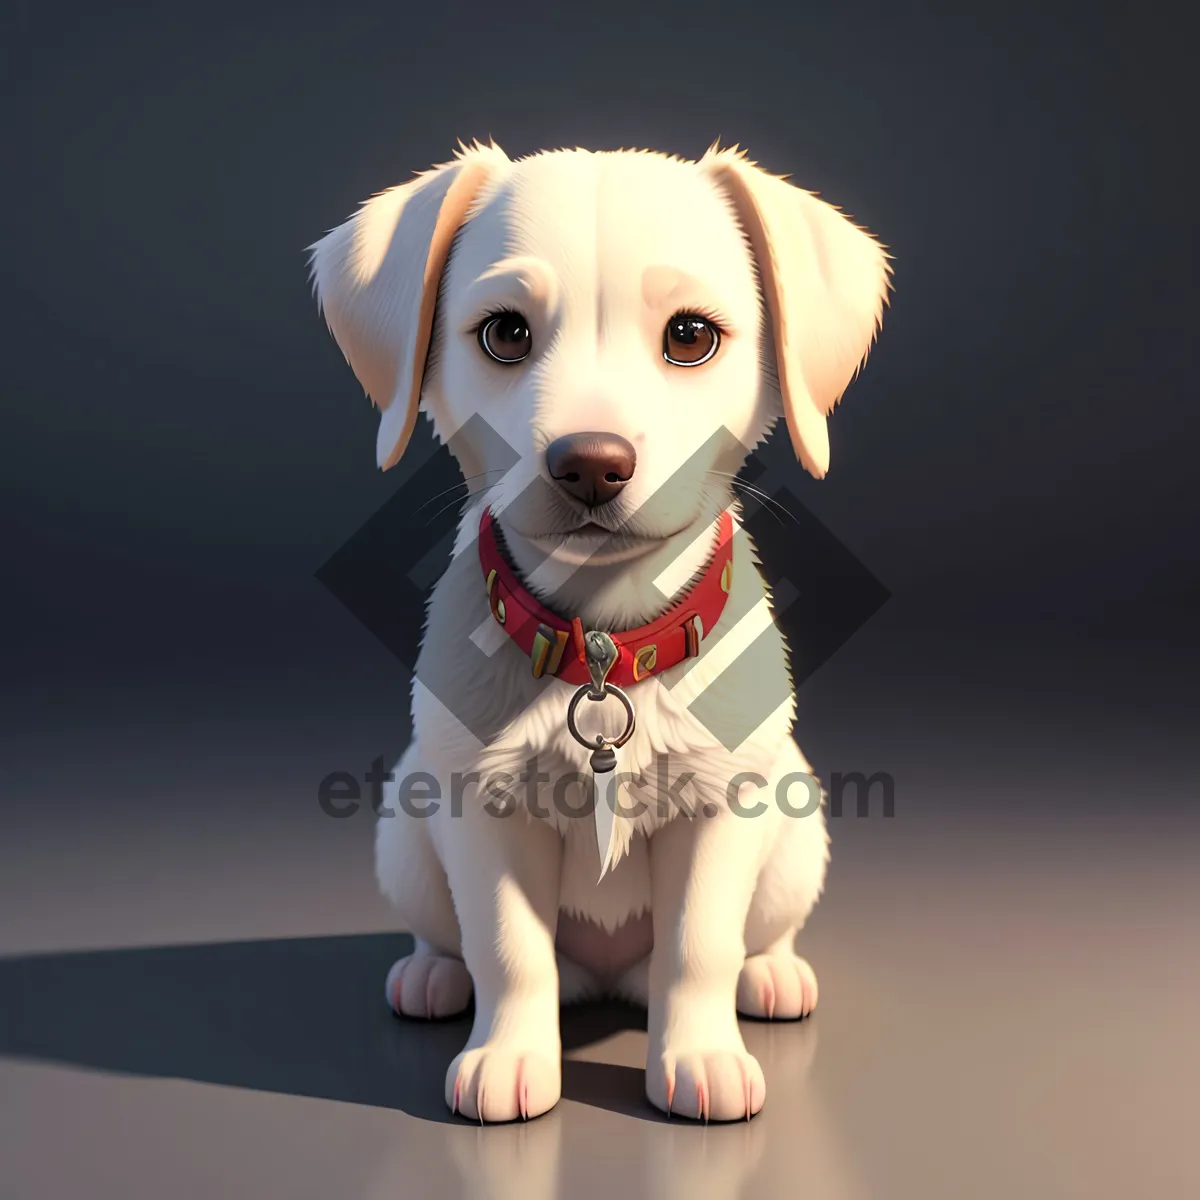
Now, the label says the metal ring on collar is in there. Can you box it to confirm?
[565,681,637,753]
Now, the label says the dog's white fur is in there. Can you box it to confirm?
[310,142,889,1122]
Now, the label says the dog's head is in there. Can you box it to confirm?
[310,142,889,602]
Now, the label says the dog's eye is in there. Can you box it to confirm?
[663,314,720,367]
[478,311,532,364]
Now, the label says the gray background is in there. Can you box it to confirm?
[1,1,1197,1197]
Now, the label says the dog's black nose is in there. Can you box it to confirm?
[546,432,637,508]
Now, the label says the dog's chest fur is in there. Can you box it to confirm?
[410,501,796,938]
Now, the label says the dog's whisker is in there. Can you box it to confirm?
[424,494,478,527]
[706,471,795,525]
[711,472,790,518]
[731,482,790,524]
[413,471,506,517]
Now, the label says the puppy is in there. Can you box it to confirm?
[309,142,889,1122]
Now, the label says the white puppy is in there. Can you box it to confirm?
[309,142,889,1122]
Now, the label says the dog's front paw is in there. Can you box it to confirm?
[385,953,473,1019]
[736,953,818,1020]
[647,1046,766,1122]
[446,1044,561,1122]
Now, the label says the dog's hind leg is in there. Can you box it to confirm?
[736,754,829,1021]
[384,941,474,1020]
[376,749,473,1020]
[736,927,819,1021]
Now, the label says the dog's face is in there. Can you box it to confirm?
[434,149,770,566]
[310,143,889,577]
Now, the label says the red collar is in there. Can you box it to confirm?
[477,507,735,687]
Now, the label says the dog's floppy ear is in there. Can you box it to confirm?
[308,140,509,470]
[702,146,891,479]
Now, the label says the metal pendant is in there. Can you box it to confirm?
[564,630,636,774]
[589,745,619,773]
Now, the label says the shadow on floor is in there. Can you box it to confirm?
[0,933,657,1123]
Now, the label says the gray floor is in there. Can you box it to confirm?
[2,623,1198,1198]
